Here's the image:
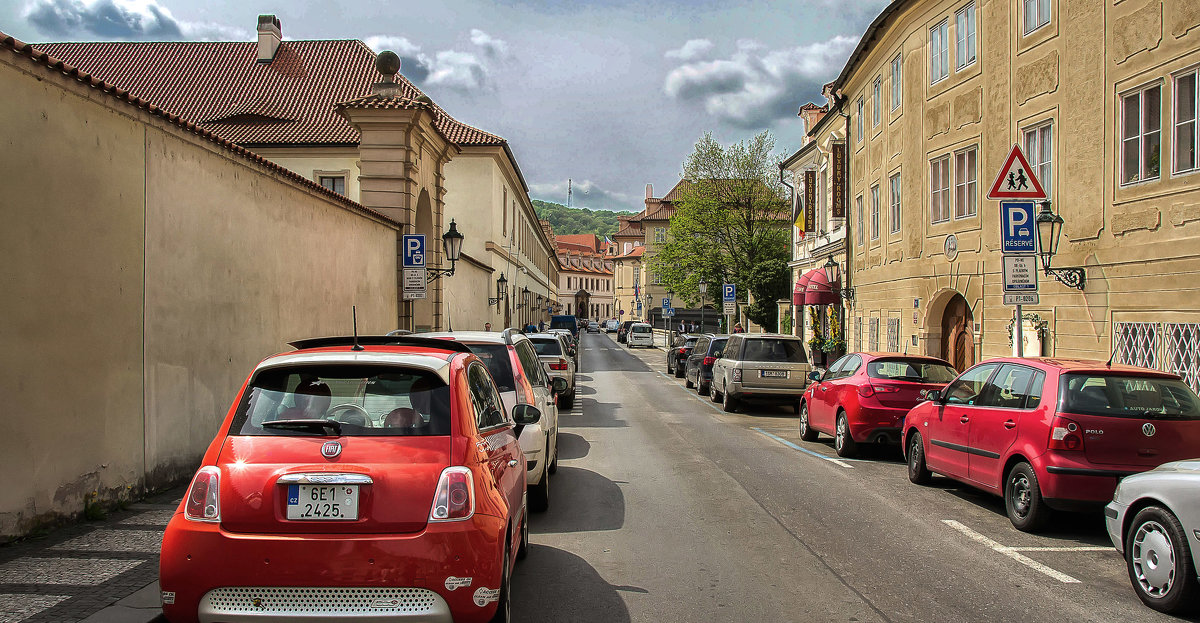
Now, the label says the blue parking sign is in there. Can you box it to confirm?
[1000,202,1036,254]
[722,283,736,302]
[402,234,426,267]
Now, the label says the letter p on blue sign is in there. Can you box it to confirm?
[403,234,426,267]
[1000,201,1036,254]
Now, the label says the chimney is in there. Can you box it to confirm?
[257,15,281,63]
[645,183,653,199]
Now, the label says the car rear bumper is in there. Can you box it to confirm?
[1035,455,1143,504]
[160,513,508,623]
[727,382,805,402]
[849,425,901,444]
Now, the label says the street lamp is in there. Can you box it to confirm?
[426,220,465,283]
[489,272,508,307]
[698,279,708,332]
[822,255,855,300]
[1035,201,1086,290]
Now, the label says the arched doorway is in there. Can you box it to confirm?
[574,289,590,320]
[413,190,436,331]
[940,293,975,371]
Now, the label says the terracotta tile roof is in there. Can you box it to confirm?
[32,39,505,148]
[555,234,603,253]
[1,30,395,227]
[614,246,646,259]
[614,224,643,237]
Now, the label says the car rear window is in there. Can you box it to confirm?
[709,338,727,357]
[461,344,516,392]
[868,358,958,383]
[550,318,577,330]
[1060,374,1200,419]
[229,365,451,436]
[632,325,652,333]
[741,338,807,363]
[531,338,562,356]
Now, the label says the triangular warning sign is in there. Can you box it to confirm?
[987,144,1047,200]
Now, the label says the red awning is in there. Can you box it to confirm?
[793,271,813,306]
[803,267,840,306]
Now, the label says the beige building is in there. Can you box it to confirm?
[783,0,1200,391]
[553,234,615,322]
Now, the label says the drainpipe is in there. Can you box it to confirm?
[834,93,853,302]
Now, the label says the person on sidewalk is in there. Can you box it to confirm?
[733,322,745,333]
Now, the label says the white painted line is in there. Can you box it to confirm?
[942,520,1081,583]
[754,428,853,468]
[1005,546,1113,553]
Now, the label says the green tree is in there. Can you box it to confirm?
[532,200,631,237]
[649,131,790,331]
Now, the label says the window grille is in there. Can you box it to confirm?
[887,318,900,352]
[869,318,880,351]
[1114,321,1200,394]
[1115,322,1160,370]
[856,316,863,351]
[1165,323,1200,393]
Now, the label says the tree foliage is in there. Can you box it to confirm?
[648,131,790,331]
[532,200,631,237]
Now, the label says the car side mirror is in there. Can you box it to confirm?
[551,377,568,394]
[922,389,942,403]
[512,404,541,425]
[808,370,822,382]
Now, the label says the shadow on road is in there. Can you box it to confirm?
[534,466,624,533]
[512,544,634,622]
[940,485,1113,544]
[566,398,628,428]
[554,433,590,460]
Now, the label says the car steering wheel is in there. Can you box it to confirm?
[328,403,372,427]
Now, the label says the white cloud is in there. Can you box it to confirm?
[365,32,495,92]
[469,28,509,58]
[529,179,641,213]
[664,38,713,61]
[663,34,858,129]
[24,0,245,40]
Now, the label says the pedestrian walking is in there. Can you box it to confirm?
[733,322,745,333]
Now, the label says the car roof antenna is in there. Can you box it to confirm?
[1105,336,1120,368]
[351,306,364,351]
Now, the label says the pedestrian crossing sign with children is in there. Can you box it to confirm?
[987,144,1047,200]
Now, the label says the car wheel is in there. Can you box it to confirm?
[1005,462,1051,532]
[799,402,819,442]
[530,467,550,513]
[1125,505,1200,614]
[834,412,858,458]
[675,364,685,378]
[722,385,738,413]
[906,432,931,485]
[710,382,722,403]
[666,358,673,374]
[516,498,529,561]
[489,539,511,623]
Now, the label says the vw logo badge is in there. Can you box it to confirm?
[1142,423,1157,437]
[321,441,342,459]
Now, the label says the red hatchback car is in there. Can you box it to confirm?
[903,358,1200,531]
[799,353,958,457]
[159,335,538,623]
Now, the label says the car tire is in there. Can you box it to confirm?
[685,376,694,389]
[516,500,529,561]
[530,463,550,513]
[699,381,710,396]
[489,539,511,623]
[799,402,819,442]
[834,412,858,458]
[1005,462,1051,532]
[558,392,574,409]
[722,385,738,413]
[906,432,931,485]
[1125,505,1200,615]
[548,444,558,474]
[674,364,685,379]
[710,381,721,403]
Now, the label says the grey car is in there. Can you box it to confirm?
[1106,459,1200,614]
[710,333,812,414]
[529,333,577,408]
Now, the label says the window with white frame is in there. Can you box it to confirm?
[1023,122,1053,194]
[856,195,865,245]
[930,155,951,223]
[954,146,978,218]
[930,19,949,84]
[319,175,346,195]
[857,98,865,142]
[891,54,903,110]
[870,184,881,241]
[956,3,976,70]
[654,227,666,243]
[869,317,880,351]
[1175,69,1198,174]
[872,77,881,127]
[887,318,900,352]
[889,172,901,234]
[1121,84,1162,185]
[1023,0,1050,35]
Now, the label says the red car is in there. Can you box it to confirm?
[159,335,538,623]
[799,353,958,457]
[903,358,1200,532]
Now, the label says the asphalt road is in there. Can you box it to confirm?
[511,331,1197,623]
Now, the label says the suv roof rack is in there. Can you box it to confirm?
[288,335,474,353]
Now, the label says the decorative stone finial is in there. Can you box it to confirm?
[376,51,401,82]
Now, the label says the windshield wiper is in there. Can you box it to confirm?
[262,419,343,436]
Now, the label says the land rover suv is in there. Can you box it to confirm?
[710,333,812,414]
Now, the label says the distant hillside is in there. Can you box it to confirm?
[533,200,633,237]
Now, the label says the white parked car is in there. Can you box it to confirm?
[605,319,619,333]
[1106,459,1200,614]
[627,322,654,348]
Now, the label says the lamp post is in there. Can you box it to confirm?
[698,279,708,333]
[426,220,465,283]
[822,255,854,300]
[1035,201,1086,290]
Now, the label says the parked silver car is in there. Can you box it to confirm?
[529,332,577,408]
[1106,459,1200,614]
[710,333,812,414]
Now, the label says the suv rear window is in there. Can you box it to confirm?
[550,317,577,331]
[868,358,958,383]
[230,365,450,436]
[530,338,562,356]
[741,338,807,363]
[1060,374,1200,419]
[632,325,652,333]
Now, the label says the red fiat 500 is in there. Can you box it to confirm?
[159,335,537,623]
[903,358,1200,532]
[799,353,957,457]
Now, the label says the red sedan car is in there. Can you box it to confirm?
[159,335,537,623]
[903,358,1200,532]
[799,353,958,457]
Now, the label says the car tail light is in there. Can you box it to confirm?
[430,466,475,522]
[550,358,568,370]
[703,357,716,366]
[184,466,221,523]
[1048,416,1083,451]
[732,369,742,382]
[859,384,900,397]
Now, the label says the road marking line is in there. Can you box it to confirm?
[753,428,854,468]
[1005,546,1113,552]
[942,520,1081,583]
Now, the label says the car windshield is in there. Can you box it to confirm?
[229,365,451,436]
[461,343,516,392]
[867,358,958,383]
[531,338,562,356]
[1060,373,1200,419]
[741,338,807,363]
[632,325,651,333]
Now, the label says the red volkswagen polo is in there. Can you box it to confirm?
[159,335,537,623]
[799,353,957,457]
[904,358,1200,532]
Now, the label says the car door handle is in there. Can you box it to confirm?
[1004,420,1017,429]
[508,460,519,467]
[959,416,970,424]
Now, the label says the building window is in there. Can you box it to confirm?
[319,176,346,195]
[1115,321,1200,394]
[872,77,881,127]
[954,147,978,219]
[955,3,976,70]
[1121,84,1162,185]
[870,184,880,241]
[1023,0,1050,35]
[889,172,901,234]
[654,227,666,243]
[857,98,864,141]
[869,318,880,351]
[1174,70,1198,174]
[887,318,900,352]
[1023,122,1053,194]
[930,19,949,84]
[856,195,865,245]
[891,53,902,111]
[930,155,951,223]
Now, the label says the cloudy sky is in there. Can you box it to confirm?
[1,0,888,212]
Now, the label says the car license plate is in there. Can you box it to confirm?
[286,484,358,520]
[760,370,788,378]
